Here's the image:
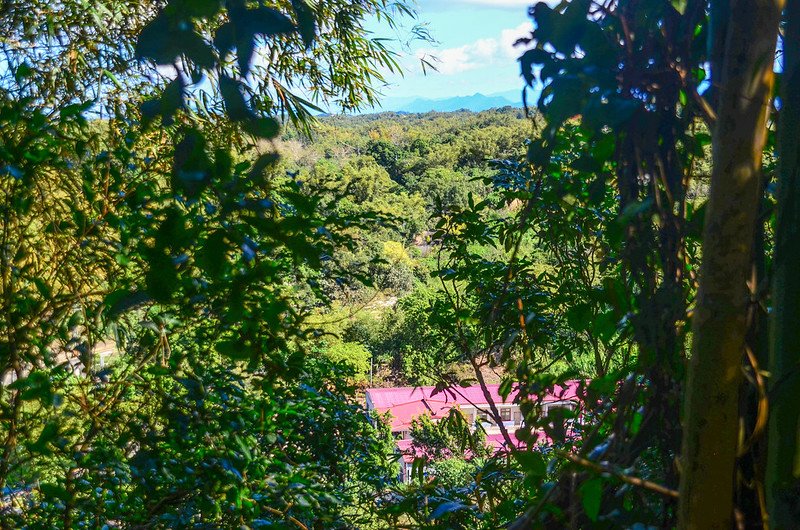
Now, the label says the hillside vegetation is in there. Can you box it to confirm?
[274,109,545,385]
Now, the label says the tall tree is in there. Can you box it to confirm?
[766,2,800,526]
[515,0,709,525]
[678,0,783,527]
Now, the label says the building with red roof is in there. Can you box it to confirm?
[365,382,580,482]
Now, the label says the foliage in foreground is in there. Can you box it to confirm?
[0,0,415,528]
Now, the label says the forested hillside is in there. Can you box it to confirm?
[275,109,538,386]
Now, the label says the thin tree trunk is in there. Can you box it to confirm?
[678,1,782,528]
[766,2,800,527]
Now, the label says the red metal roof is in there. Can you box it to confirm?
[367,382,580,432]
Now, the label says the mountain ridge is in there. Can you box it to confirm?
[372,91,524,114]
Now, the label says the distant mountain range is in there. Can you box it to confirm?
[372,90,526,114]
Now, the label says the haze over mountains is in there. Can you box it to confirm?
[372,90,525,114]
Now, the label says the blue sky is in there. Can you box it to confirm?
[368,0,537,102]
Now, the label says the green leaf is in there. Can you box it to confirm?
[177,0,221,18]
[215,339,250,361]
[161,77,186,121]
[220,76,251,121]
[498,377,512,399]
[292,0,316,48]
[242,117,280,139]
[172,128,212,197]
[197,230,228,278]
[519,48,549,85]
[141,77,185,126]
[40,483,70,502]
[214,22,236,57]
[60,101,92,120]
[592,311,618,344]
[226,6,294,74]
[583,94,640,132]
[588,174,608,205]
[104,289,150,318]
[101,69,123,90]
[145,251,178,303]
[527,140,551,166]
[514,450,547,477]
[135,14,179,64]
[14,62,33,82]
[566,303,592,332]
[546,76,584,125]
[572,154,602,173]
[592,134,616,163]
[236,35,256,74]
[29,421,59,455]
[246,7,295,38]
[182,31,216,69]
[533,0,590,54]
[33,278,51,299]
[579,477,603,521]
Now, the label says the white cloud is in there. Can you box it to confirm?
[457,0,536,5]
[436,0,561,8]
[419,0,537,8]
[500,22,533,57]
[414,22,532,75]
[416,38,498,74]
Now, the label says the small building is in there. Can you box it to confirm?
[365,382,580,482]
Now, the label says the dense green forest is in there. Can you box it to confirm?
[1,0,799,529]
[278,109,536,386]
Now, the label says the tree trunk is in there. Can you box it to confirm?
[766,2,800,527]
[678,2,782,528]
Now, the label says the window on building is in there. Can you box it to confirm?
[513,410,523,424]
[500,408,511,422]
[545,402,576,416]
